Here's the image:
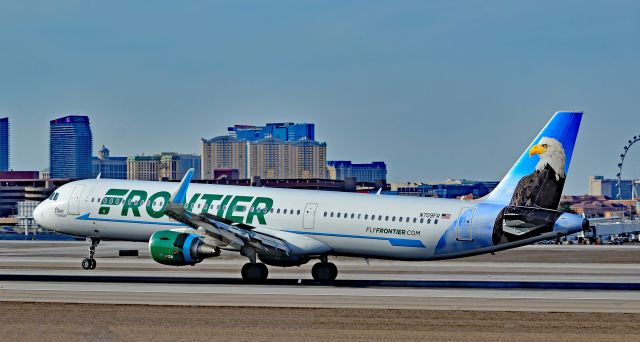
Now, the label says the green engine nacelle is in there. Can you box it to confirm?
[149,230,220,266]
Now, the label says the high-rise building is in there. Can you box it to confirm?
[327,161,387,183]
[92,145,127,179]
[50,115,93,179]
[0,117,8,171]
[202,135,327,180]
[249,138,327,179]
[228,122,314,142]
[159,153,201,181]
[589,175,634,200]
[203,122,325,180]
[201,136,248,179]
[127,153,201,181]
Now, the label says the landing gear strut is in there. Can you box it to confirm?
[81,238,100,270]
[311,256,338,282]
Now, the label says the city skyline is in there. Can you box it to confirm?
[1,1,639,194]
[3,112,640,193]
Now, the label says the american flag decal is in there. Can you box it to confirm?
[441,213,451,219]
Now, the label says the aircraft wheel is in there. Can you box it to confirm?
[81,258,92,270]
[241,263,269,283]
[312,262,338,282]
[90,259,97,270]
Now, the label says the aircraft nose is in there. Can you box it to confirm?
[33,202,45,227]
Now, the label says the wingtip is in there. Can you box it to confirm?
[170,169,195,204]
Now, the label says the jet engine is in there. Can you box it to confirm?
[149,230,220,266]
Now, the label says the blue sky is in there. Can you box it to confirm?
[1,0,639,194]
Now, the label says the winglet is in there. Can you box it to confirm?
[96,173,101,179]
[170,168,194,205]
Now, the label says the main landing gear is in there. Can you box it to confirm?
[311,256,338,282]
[241,263,269,282]
[241,247,269,282]
[81,238,100,270]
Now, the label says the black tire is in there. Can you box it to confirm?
[241,263,268,282]
[81,258,91,270]
[90,259,97,270]
[312,262,338,282]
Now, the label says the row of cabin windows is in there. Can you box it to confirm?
[322,211,437,225]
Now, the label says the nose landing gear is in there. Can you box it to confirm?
[81,238,100,270]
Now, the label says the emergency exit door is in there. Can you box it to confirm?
[303,203,318,229]
[456,207,475,241]
[68,185,86,215]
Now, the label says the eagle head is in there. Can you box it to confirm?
[529,137,566,181]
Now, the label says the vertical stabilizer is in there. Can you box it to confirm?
[484,112,582,209]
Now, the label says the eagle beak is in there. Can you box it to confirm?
[529,144,546,156]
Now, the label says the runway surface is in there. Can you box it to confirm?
[1,241,640,313]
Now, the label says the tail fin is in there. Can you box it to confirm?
[484,112,582,209]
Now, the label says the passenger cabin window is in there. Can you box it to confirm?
[434,219,439,225]
[330,212,334,217]
[398,217,402,222]
[324,212,327,217]
[420,218,424,224]
[427,219,431,224]
[337,213,341,218]
[413,218,417,223]
[364,214,368,220]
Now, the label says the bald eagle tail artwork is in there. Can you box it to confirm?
[482,111,584,245]
[485,111,582,209]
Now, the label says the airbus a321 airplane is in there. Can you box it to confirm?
[34,112,588,282]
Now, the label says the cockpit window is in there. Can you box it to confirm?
[49,192,59,201]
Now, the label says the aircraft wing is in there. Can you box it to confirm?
[164,169,331,257]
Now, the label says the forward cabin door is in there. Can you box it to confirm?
[303,203,318,229]
[67,185,86,215]
[456,207,475,241]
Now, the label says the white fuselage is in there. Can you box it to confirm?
[34,178,482,260]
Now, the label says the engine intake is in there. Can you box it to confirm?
[149,230,220,266]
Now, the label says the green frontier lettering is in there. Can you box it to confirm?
[99,189,129,215]
[185,193,201,213]
[121,190,148,217]
[146,191,171,218]
[225,196,253,223]
[100,188,274,225]
[200,194,223,214]
[246,197,273,225]
[216,195,232,217]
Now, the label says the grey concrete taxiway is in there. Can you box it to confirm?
[1,241,640,313]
